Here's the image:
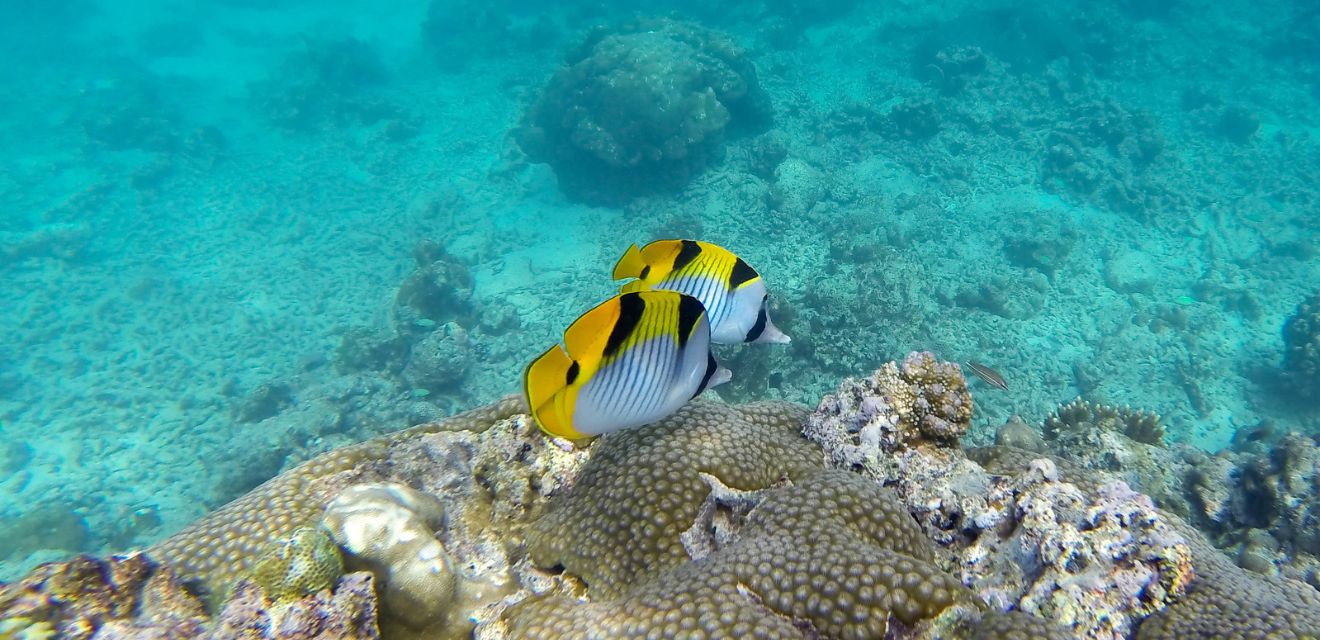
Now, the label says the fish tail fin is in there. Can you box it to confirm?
[693,352,732,399]
[524,345,575,436]
[756,321,791,345]
[612,243,646,281]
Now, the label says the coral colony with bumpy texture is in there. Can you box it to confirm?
[3,1,1320,639]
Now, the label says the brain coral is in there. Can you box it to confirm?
[524,400,822,598]
[321,482,457,631]
[1282,289,1320,403]
[247,526,343,603]
[515,18,771,204]
[510,470,976,639]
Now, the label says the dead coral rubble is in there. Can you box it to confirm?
[805,356,1192,639]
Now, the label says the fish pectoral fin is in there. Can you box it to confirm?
[612,243,647,280]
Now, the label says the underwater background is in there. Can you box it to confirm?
[1,0,1318,589]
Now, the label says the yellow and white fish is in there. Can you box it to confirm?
[523,290,731,439]
[612,239,790,345]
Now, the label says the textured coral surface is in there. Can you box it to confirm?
[516,18,770,203]
[525,400,821,597]
[8,361,1320,639]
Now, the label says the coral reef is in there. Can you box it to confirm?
[806,354,1191,638]
[250,35,397,132]
[803,350,974,474]
[393,241,478,340]
[515,18,771,204]
[15,357,1320,638]
[508,470,978,639]
[400,322,471,394]
[321,483,456,632]
[1134,513,1320,639]
[0,553,208,639]
[209,573,380,640]
[1282,289,1320,404]
[1031,397,1320,589]
[148,396,525,601]
[524,401,822,597]
[248,526,344,604]
[1044,398,1165,445]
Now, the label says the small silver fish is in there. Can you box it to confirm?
[966,361,1008,391]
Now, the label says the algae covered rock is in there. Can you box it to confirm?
[516,18,771,204]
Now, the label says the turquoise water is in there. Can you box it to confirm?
[0,0,1316,581]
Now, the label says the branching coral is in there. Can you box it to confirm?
[515,18,771,204]
[1044,398,1165,446]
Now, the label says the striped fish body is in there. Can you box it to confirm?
[523,290,730,439]
[613,240,790,345]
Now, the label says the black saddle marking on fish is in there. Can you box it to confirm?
[672,240,702,273]
[745,296,768,342]
[677,293,705,349]
[729,257,757,288]
[605,292,646,358]
[565,360,580,385]
[694,352,719,399]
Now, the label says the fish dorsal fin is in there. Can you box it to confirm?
[562,295,625,361]
[619,279,652,294]
[612,243,646,281]
[523,344,578,437]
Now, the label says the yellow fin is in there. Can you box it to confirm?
[523,344,580,438]
[524,345,572,415]
[562,295,621,361]
[619,279,652,294]
[612,244,647,281]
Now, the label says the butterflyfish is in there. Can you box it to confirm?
[612,239,790,345]
[523,290,731,439]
